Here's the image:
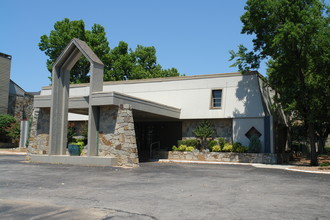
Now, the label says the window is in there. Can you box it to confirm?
[245,127,262,139]
[211,89,222,108]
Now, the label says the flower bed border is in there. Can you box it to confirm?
[154,151,288,164]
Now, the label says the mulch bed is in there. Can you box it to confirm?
[289,155,330,172]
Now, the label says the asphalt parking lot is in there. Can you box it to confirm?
[0,155,329,220]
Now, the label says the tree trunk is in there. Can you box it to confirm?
[308,123,318,166]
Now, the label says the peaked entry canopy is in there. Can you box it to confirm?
[49,38,104,156]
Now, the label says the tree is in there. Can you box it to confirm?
[230,0,330,165]
[192,120,216,150]
[39,18,110,83]
[39,18,180,83]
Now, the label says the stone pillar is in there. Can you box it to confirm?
[98,104,139,167]
[27,108,50,155]
[88,105,99,156]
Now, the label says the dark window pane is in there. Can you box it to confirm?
[212,90,222,98]
[212,90,222,107]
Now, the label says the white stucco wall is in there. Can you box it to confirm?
[40,73,266,120]
[233,118,265,150]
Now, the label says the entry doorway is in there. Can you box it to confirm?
[135,121,182,161]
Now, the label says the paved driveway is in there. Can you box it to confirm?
[0,155,329,219]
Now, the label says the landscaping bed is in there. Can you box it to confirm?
[154,151,279,164]
[289,155,330,172]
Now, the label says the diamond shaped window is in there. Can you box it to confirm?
[245,127,261,139]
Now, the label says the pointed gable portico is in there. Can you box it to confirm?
[49,38,104,156]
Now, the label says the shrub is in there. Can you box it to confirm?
[248,135,261,153]
[233,142,246,152]
[236,146,248,153]
[0,114,16,136]
[320,162,330,167]
[185,146,195,152]
[192,120,215,150]
[0,114,20,144]
[67,122,76,143]
[178,139,198,148]
[5,122,20,145]
[178,145,187,151]
[80,121,88,145]
[217,137,226,148]
[211,145,222,152]
[207,140,218,150]
[324,146,330,155]
[223,143,234,152]
[172,145,195,152]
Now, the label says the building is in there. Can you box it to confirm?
[0,52,35,120]
[28,39,288,167]
[0,52,36,147]
[0,53,12,115]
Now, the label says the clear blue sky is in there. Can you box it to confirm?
[1,0,269,92]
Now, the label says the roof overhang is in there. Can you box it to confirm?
[34,91,181,120]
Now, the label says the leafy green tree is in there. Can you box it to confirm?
[192,121,216,150]
[39,18,110,83]
[105,41,133,81]
[39,18,180,83]
[230,0,330,165]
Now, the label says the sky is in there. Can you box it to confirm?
[1,0,270,92]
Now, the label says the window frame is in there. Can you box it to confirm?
[210,88,223,109]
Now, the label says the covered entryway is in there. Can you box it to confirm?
[132,109,182,162]
[135,121,182,162]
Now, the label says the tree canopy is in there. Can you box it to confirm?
[230,0,330,165]
[39,18,180,83]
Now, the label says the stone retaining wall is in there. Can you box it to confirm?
[155,151,278,164]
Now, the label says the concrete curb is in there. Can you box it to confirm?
[285,168,330,174]
[0,151,27,155]
[158,159,330,174]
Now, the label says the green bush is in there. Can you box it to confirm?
[192,120,215,150]
[223,143,234,152]
[178,139,198,148]
[233,142,248,153]
[207,140,218,150]
[235,146,248,153]
[0,114,20,144]
[172,145,195,152]
[248,135,261,153]
[0,114,16,136]
[217,137,226,148]
[320,162,330,167]
[185,146,195,152]
[211,145,222,152]
[324,146,330,155]
[178,145,187,151]
[67,122,76,143]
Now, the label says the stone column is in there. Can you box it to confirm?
[98,104,139,167]
[27,108,50,155]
